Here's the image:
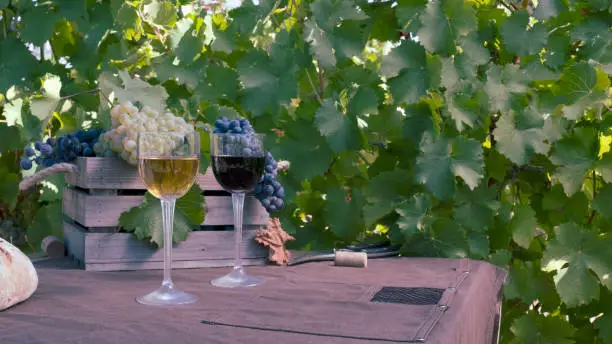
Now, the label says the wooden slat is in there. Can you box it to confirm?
[62,187,269,227]
[65,157,223,190]
[64,221,268,272]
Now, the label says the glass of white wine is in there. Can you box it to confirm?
[136,131,200,306]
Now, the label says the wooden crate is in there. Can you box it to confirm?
[62,157,269,271]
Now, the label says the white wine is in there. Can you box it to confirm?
[138,157,199,199]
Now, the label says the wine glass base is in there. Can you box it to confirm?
[136,285,198,306]
[211,267,264,288]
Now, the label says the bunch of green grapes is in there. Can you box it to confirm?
[94,102,194,165]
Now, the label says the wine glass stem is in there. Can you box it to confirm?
[161,199,176,288]
[232,192,245,272]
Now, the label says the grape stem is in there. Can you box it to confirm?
[357,151,372,167]
[497,164,545,200]
[306,70,323,104]
[498,0,515,11]
[60,88,101,100]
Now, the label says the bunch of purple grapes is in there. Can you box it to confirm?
[254,152,284,212]
[212,116,285,213]
[213,117,254,134]
[20,128,104,170]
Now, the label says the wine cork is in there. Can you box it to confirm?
[334,250,367,268]
[41,236,65,259]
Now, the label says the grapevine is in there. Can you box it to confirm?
[0,0,610,342]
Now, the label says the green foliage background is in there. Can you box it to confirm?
[1,0,612,342]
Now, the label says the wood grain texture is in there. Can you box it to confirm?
[65,157,223,190]
[64,221,268,271]
[62,187,269,227]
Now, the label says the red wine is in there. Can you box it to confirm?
[211,155,265,192]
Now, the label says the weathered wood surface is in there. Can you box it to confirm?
[65,157,223,191]
[64,221,267,271]
[63,187,268,228]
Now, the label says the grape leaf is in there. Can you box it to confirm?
[55,0,89,27]
[175,30,203,64]
[21,6,62,45]
[550,127,599,196]
[453,184,498,232]
[416,0,477,55]
[402,102,436,145]
[272,117,334,181]
[142,0,177,27]
[170,18,195,49]
[595,314,612,344]
[591,184,612,219]
[395,193,430,237]
[541,185,589,225]
[446,87,488,132]
[324,187,364,240]
[305,19,369,69]
[500,11,547,57]
[598,151,612,184]
[30,75,62,121]
[2,98,23,127]
[509,205,537,249]
[0,124,23,153]
[510,313,576,344]
[210,26,236,54]
[364,168,412,226]
[458,32,489,66]
[543,33,570,69]
[415,133,484,200]
[348,87,380,116]
[39,174,66,203]
[116,3,142,41]
[505,261,560,308]
[315,99,362,153]
[542,222,612,307]
[493,111,550,165]
[152,56,199,89]
[381,41,435,104]
[406,218,469,257]
[485,65,529,112]
[237,34,298,116]
[310,0,368,31]
[380,40,427,78]
[27,203,64,249]
[119,184,205,246]
[98,70,169,113]
[588,0,612,11]
[364,2,401,42]
[305,19,336,68]
[467,232,489,258]
[0,166,19,209]
[0,37,38,91]
[571,19,612,61]
[332,21,370,62]
[556,62,609,120]
[396,0,427,33]
[534,0,567,20]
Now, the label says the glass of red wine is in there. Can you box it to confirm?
[210,133,266,288]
